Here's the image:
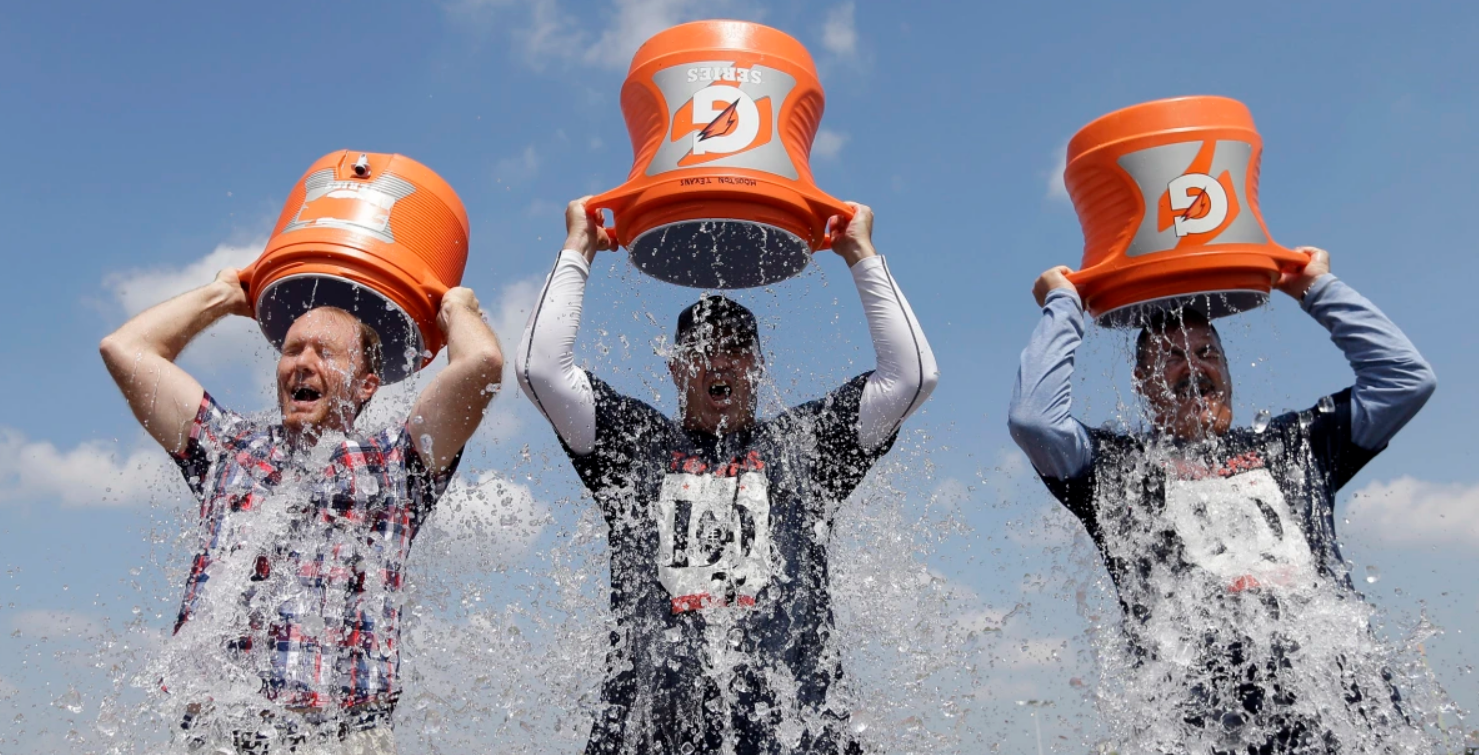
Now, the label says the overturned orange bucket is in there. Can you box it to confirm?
[590,20,851,289]
[241,150,469,383]
[1063,96,1307,326]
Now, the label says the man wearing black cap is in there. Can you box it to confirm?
[517,197,938,755]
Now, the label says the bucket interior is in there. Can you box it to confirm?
[1095,290,1269,329]
[629,219,811,289]
[255,274,426,384]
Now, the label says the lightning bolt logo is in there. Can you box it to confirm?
[698,100,740,142]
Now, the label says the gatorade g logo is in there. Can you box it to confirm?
[680,85,767,160]
[1164,172,1233,237]
[654,469,774,613]
[645,61,799,180]
[1118,140,1267,257]
[283,169,417,244]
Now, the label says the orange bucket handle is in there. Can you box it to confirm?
[812,197,855,250]
[238,260,261,314]
[587,189,633,250]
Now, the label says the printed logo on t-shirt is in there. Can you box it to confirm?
[654,452,774,613]
[1164,467,1316,592]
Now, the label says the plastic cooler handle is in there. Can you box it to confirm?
[586,193,629,250]
[816,200,856,250]
[237,260,261,315]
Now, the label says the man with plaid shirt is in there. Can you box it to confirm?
[101,267,503,754]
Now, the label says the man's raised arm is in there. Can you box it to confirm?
[408,288,505,473]
[828,203,940,451]
[99,268,251,456]
[515,197,616,457]
[1277,247,1437,450]
[1007,266,1093,480]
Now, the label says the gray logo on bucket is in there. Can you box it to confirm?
[1117,140,1268,258]
[283,169,417,245]
[645,61,799,180]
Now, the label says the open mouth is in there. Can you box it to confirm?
[290,386,323,403]
[707,380,732,401]
[1173,375,1219,401]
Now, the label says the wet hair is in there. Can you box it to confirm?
[1134,307,1219,369]
[308,306,384,379]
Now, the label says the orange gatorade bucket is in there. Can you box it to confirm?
[1063,96,1307,326]
[240,150,469,383]
[590,20,852,289]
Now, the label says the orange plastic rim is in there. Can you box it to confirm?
[1062,96,1306,326]
[242,150,469,382]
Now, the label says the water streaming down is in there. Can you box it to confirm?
[39,248,1029,755]
[16,271,1469,753]
[1057,297,1466,754]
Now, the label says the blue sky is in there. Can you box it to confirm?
[2,1,1476,752]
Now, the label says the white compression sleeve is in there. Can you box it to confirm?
[852,255,940,450]
[516,250,597,456]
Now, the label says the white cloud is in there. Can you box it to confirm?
[584,0,698,69]
[450,0,758,72]
[0,429,181,508]
[821,2,858,58]
[1346,476,1479,548]
[495,144,541,183]
[812,128,848,160]
[1046,142,1069,201]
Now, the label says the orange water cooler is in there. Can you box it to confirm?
[240,151,469,383]
[1063,96,1307,326]
[591,20,852,289]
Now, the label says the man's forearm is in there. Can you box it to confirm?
[1301,274,1437,449]
[102,281,240,363]
[853,255,938,450]
[99,281,234,456]
[443,304,504,376]
[516,250,598,455]
[409,302,503,473]
[1008,289,1092,479]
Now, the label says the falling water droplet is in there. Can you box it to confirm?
[1252,410,1271,434]
[1365,565,1381,584]
[1318,394,1336,413]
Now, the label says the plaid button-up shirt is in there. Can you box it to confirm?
[170,394,456,711]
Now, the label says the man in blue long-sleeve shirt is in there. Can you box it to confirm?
[1007,248,1436,754]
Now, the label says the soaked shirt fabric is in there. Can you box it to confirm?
[171,393,457,711]
[564,373,891,755]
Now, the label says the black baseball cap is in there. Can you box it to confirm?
[674,295,760,353]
